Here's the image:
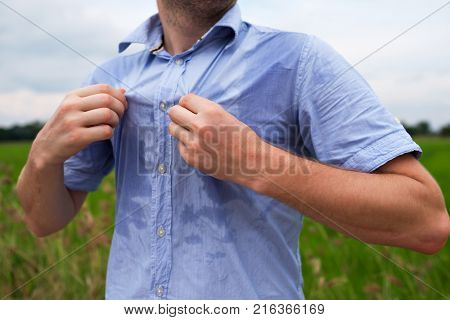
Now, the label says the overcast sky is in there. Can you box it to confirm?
[0,0,449,129]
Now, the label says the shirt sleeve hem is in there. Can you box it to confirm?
[341,131,422,172]
[63,167,104,192]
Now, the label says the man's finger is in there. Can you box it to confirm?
[168,122,195,145]
[70,84,128,109]
[80,125,114,143]
[179,93,218,114]
[79,94,126,117]
[80,108,120,128]
[168,105,196,129]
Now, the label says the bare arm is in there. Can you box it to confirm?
[250,150,449,254]
[16,84,127,237]
[167,93,450,254]
[16,159,87,237]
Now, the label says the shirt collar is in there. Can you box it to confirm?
[118,4,242,54]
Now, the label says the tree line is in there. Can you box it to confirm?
[402,121,450,137]
[0,121,44,141]
[0,120,449,142]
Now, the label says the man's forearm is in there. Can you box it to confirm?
[167,93,449,254]
[16,148,78,237]
[246,144,449,254]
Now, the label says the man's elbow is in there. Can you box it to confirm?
[414,208,449,255]
[24,214,56,238]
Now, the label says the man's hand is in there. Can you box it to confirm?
[168,93,269,186]
[16,84,128,237]
[168,93,449,255]
[31,84,128,168]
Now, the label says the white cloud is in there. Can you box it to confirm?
[0,90,63,126]
[371,72,450,127]
[0,0,449,128]
[0,0,156,92]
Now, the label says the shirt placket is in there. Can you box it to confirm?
[152,55,187,299]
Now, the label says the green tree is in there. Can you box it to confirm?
[402,121,433,137]
[0,121,43,141]
[415,121,432,136]
[439,124,450,137]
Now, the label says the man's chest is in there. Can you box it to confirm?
[119,54,301,154]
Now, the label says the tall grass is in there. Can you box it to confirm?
[0,139,448,299]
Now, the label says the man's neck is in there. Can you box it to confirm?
[157,2,234,56]
[159,14,210,56]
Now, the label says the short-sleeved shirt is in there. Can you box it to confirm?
[64,4,421,299]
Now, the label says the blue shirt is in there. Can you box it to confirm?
[64,4,421,299]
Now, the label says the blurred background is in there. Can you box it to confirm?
[0,0,449,299]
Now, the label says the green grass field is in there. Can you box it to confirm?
[0,138,448,299]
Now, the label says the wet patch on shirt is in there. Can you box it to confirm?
[184,234,203,245]
[206,251,226,265]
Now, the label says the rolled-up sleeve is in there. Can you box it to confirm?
[64,140,114,192]
[63,72,114,192]
[296,35,422,172]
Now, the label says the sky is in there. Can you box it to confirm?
[0,0,449,129]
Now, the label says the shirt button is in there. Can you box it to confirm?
[158,163,167,174]
[156,285,164,297]
[175,58,183,65]
[157,226,166,238]
[159,101,167,112]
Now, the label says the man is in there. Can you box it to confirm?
[16,0,449,300]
